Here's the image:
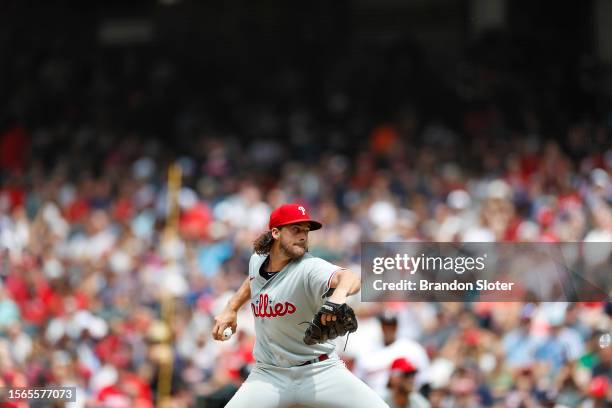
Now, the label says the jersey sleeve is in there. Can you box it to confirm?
[248,253,266,281]
[248,253,258,279]
[306,257,345,300]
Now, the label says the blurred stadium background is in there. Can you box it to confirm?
[1,0,612,407]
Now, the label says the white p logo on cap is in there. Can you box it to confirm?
[298,206,306,215]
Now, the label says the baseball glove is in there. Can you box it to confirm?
[303,301,358,345]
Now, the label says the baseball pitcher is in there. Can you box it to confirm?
[212,203,389,407]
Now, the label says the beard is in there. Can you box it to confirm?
[279,240,308,259]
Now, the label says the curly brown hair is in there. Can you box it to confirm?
[253,231,275,254]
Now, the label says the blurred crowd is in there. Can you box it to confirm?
[1,23,612,408]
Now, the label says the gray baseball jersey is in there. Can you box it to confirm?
[248,252,342,366]
[227,252,390,408]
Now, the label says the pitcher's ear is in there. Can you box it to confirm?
[271,227,281,239]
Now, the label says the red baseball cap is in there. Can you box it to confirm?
[390,357,417,374]
[268,203,322,231]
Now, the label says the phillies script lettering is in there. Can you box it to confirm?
[251,294,297,318]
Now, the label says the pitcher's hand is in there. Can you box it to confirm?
[212,309,238,341]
